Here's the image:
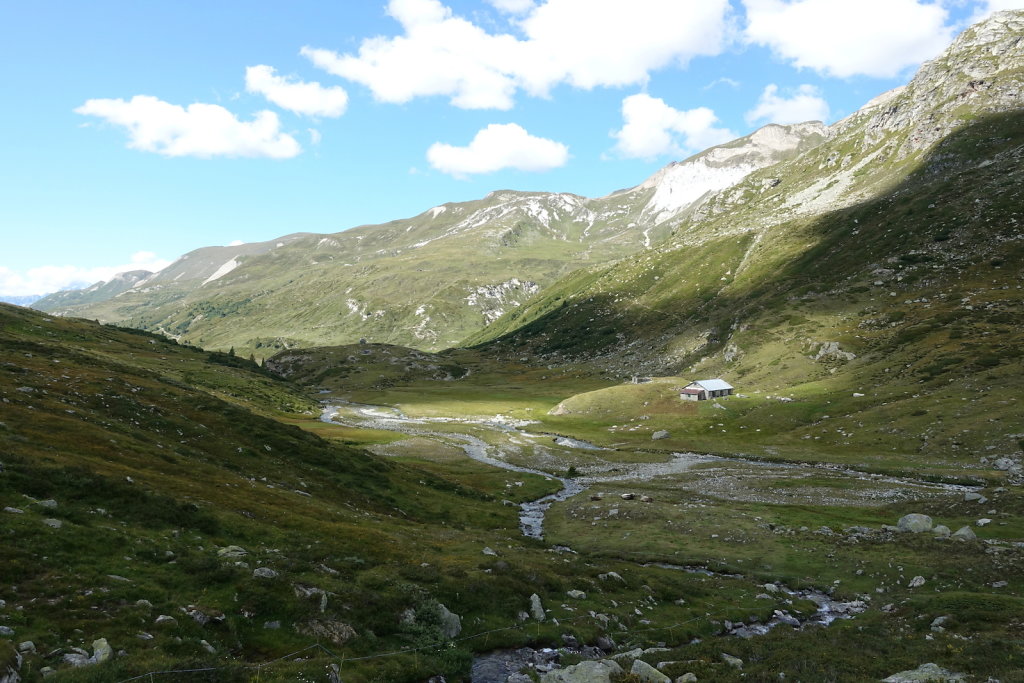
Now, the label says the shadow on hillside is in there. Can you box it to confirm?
[467,110,1024,373]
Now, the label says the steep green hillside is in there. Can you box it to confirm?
[464,14,1024,465]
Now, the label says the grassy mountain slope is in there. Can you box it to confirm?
[464,13,1024,465]
[34,125,824,358]
[0,304,578,681]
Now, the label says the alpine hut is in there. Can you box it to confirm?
[680,379,734,401]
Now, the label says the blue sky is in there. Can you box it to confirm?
[0,0,1018,296]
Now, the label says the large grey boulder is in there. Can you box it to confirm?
[437,603,462,639]
[897,514,932,533]
[951,526,977,541]
[540,659,623,682]
[530,593,545,621]
[882,662,966,681]
[652,430,670,441]
[253,567,278,579]
[217,545,248,559]
[630,659,671,683]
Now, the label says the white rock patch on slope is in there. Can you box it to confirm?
[202,258,240,285]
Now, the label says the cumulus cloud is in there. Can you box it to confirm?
[612,93,736,160]
[743,0,955,78]
[486,0,535,12]
[0,251,172,298]
[244,65,348,117]
[75,95,302,158]
[426,123,568,176]
[302,0,732,110]
[745,83,830,125]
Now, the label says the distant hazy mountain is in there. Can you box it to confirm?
[0,294,45,306]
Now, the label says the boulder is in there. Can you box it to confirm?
[253,567,278,579]
[951,526,977,541]
[42,519,62,529]
[621,493,635,500]
[295,620,357,646]
[482,546,498,556]
[652,430,670,441]
[90,638,112,664]
[596,636,616,651]
[964,492,987,503]
[0,627,12,637]
[932,525,950,538]
[721,653,743,669]
[540,659,623,682]
[1,643,22,683]
[630,659,671,683]
[677,675,698,683]
[154,615,177,627]
[882,662,966,682]
[976,518,992,527]
[908,576,926,588]
[530,593,546,621]
[566,590,587,600]
[437,603,462,639]
[897,514,932,533]
[217,545,248,559]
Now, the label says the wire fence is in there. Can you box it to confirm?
[115,609,717,682]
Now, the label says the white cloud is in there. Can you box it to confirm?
[745,83,830,125]
[303,0,732,110]
[743,0,955,78]
[308,128,322,145]
[244,65,349,117]
[75,95,302,159]
[612,93,736,160]
[427,123,568,176]
[486,0,535,13]
[704,76,741,90]
[0,251,172,297]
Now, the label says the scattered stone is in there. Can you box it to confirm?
[930,616,949,633]
[951,526,977,541]
[815,341,856,362]
[106,575,131,583]
[976,518,991,527]
[200,640,215,654]
[136,633,154,641]
[540,659,623,682]
[3,507,23,514]
[993,457,1015,471]
[677,675,698,683]
[652,430,670,441]
[964,492,988,503]
[932,525,950,538]
[631,659,671,683]
[596,636,616,651]
[90,638,112,664]
[39,517,63,529]
[154,615,177,627]
[853,392,865,397]
[0,627,13,637]
[897,514,932,533]
[908,576,926,588]
[62,653,90,667]
[561,634,579,649]
[882,662,966,682]
[482,546,498,556]
[599,572,624,583]
[253,567,278,579]
[567,590,587,600]
[721,653,743,669]
[530,593,545,621]
[621,493,635,500]
[17,642,34,654]
[2,644,22,683]
[992,580,1008,589]
[37,499,57,509]
[763,583,780,593]
[135,599,153,609]
[263,621,281,630]
[640,495,654,503]
[216,545,248,559]
[508,675,533,683]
